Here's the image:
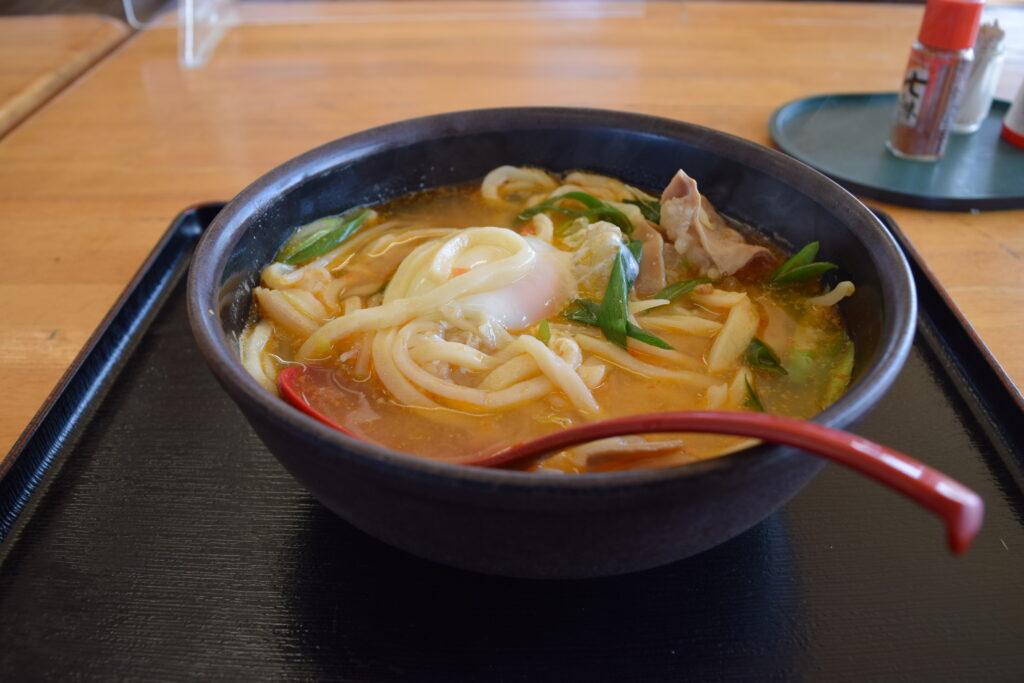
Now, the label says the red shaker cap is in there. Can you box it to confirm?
[1003,124,1024,149]
[918,0,985,51]
[1003,81,1024,149]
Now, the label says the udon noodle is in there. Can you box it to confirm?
[241,167,856,472]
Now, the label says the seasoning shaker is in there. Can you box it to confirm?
[953,21,1006,133]
[1001,78,1024,149]
[888,0,984,161]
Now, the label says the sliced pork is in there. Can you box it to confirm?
[659,170,769,277]
[631,219,667,296]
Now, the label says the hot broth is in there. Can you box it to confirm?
[242,168,854,472]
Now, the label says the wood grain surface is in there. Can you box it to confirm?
[0,14,128,138]
[0,1,1021,461]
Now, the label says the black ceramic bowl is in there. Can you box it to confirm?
[187,108,915,578]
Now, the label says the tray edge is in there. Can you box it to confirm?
[0,203,224,542]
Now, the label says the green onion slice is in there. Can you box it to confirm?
[537,320,551,344]
[624,197,661,223]
[597,251,631,347]
[653,278,711,302]
[770,241,837,285]
[744,379,765,412]
[281,209,373,266]
[516,191,634,235]
[745,338,787,375]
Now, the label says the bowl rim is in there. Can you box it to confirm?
[187,106,917,492]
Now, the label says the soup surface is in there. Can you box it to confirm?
[241,167,855,472]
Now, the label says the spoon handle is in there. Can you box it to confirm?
[472,411,984,555]
[277,368,983,556]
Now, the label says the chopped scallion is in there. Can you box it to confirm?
[516,191,634,235]
[744,379,765,412]
[562,298,673,350]
[624,197,661,223]
[563,298,601,326]
[745,338,787,375]
[537,320,551,344]
[625,322,673,349]
[597,251,631,347]
[770,241,837,285]
[654,278,711,302]
[281,209,373,266]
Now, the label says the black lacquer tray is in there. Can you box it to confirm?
[1,206,1022,680]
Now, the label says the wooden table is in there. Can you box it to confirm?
[1,1,1022,462]
[0,14,128,138]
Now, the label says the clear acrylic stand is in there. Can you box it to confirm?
[122,0,237,68]
[122,1,642,70]
[179,0,238,69]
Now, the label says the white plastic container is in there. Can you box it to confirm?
[952,21,1006,134]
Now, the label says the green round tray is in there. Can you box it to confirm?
[770,92,1023,211]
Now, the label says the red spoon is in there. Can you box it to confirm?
[278,365,984,554]
[277,365,360,438]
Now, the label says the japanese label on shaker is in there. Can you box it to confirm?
[897,60,930,126]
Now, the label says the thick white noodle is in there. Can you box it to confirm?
[691,289,747,309]
[342,296,362,315]
[513,335,599,414]
[429,232,473,281]
[638,315,723,337]
[408,340,491,371]
[558,322,696,366]
[319,278,347,315]
[728,368,754,407]
[624,184,657,201]
[548,184,588,199]
[574,436,686,458]
[625,336,704,369]
[564,171,631,196]
[484,376,555,409]
[629,299,671,315]
[254,287,321,338]
[240,321,276,394]
[262,263,332,293]
[575,335,717,388]
[577,360,607,389]
[354,332,373,380]
[298,228,536,359]
[705,383,728,409]
[707,298,759,372]
[363,228,455,260]
[479,354,539,391]
[808,281,855,307]
[609,201,645,231]
[550,336,582,369]
[372,328,436,408]
[393,322,492,406]
[391,321,559,410]
[532,214,554,243]
[338,296,372,379]
[481,166,556,203]
[280,289,329,322]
